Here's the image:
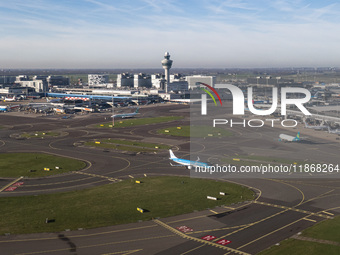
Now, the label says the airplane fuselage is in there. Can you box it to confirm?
[172,158,209,168]
[279,133,300,142]
[169,149,209,169]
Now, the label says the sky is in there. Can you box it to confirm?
[1,0,340,69]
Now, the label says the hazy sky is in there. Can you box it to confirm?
[1,0,340,68]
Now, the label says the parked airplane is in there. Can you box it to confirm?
[112,108,139,118]
[279,132,301,142]
[47,98,64,103]
[54,108,65,114]
[327,126,340,135]
[169,149,209,169]
[0,105,7,112]
[304,121,328,130]
[8,105,20,110]
[4,96,16,102]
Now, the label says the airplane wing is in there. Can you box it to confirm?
[170,163,185,167]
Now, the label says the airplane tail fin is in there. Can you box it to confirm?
[135,107,139,113]
[296,132,300,140]
[169,149,177,159]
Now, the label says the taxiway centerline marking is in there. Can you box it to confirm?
[15,235,173,255]
[253,201,333,219]
[303,217,317,222]
[187,224,252,235]
[179,244,206,255]
[237,217,306,250]
[75,171,119,182]
[101,249,143,255]
[322,211,334,216]
[0,225,158,243]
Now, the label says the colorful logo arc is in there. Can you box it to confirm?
[199,82,222,106]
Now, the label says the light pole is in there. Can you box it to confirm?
[112,91,114,127]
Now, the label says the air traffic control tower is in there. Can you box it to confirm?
[161,52,173,92]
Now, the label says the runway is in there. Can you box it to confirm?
[0,104,339,254]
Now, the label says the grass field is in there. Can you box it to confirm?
[259,239,340,255]
[96,116,183,128]
[0,176,254,235]
[259,216,340,254]
[157,125,233,137]
[0,153,86,178]
[303,215,340,242]
[85,139,171,153]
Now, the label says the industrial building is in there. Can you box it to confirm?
[14,75,69,92]
[18,80,47,93]
[247,77,295,87]
[0,76,16,85]
[46,76,69,87]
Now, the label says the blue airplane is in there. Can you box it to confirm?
[112,108,139,118]
[169,149,209,169]
[0,106,8,112]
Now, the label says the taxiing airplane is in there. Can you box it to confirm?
[304,121,328,130]
[112,108,139,118]
[327,126,340,135]
[279,132,301,142]
[169,149,209,169]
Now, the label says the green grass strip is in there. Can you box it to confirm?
[96,116,184,128]
[0,153,86,178]
[258,239,340,255]
[302,215,340,243]
[0,176,254,235]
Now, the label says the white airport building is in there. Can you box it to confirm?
[88,74,109,87]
